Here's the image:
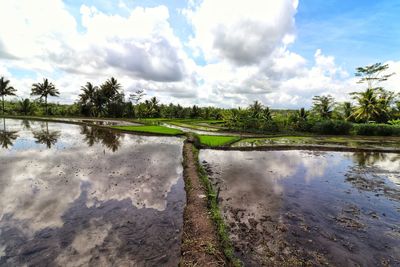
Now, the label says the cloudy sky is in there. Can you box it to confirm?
[0,0,399,108]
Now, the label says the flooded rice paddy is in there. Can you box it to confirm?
[232,136,400,150]
[200,150,400,266]
[0,119,185,266]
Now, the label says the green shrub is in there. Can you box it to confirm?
[353,123,400,136]
[311,120,352,135]
[388,119,400,125]
[290,119,313,132]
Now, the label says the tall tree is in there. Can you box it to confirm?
[100,77,125,117]
[352,63,396,122]
[351,88,381,122]
[355,63,394,89]
[342,102,354,121]
[79,82,98,116]
[129,89,146,104]
[18,98,33,115]
[100,77,121,99]
[297,107,308,120]
[249,100,263,118]
[0,77,17,115]
[312,95,335,119]
[31,78,59,115]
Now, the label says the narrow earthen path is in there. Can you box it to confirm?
[180,140,226,266]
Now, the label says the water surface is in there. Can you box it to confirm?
[200,149,400,266]
[0,119,185,266]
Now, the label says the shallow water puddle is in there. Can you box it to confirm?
[200,149,400,266]
[0,119,185,266]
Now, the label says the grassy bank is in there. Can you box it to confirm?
[192,145,242,266]
[112,125,183,136]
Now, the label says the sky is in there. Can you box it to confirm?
[0,0,399,108]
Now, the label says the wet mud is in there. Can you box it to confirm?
[0,119,185,267]
[200,150,400,266]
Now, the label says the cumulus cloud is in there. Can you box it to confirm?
[186,0,298,65]
[78,5,188,82]
[0,0,398,107]
[0,0,189,90]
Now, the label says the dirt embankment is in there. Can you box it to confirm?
[180,140,226,266]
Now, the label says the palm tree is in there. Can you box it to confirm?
[376,89,396,122]
[31,78,59,115]
[79,82,98,116]
[312,95,335,119]
[297,107,308,120]
[32,122,60,148]
[79,82,97,103]
[18,98,33,115]
[341,102,354,121]
[249,100,263,118]
[261,107,272,121]
[0,130,19,149]
[351,88,381,122]
[150,96,160,117]
[0,77,17,115]
[101,77,121,99]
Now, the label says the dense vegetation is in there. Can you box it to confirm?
[1,63,399,136]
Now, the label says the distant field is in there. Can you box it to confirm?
[112,125,184,136]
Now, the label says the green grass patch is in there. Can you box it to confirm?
[112,125,183,135]
[169,121,221,132]
[192,147,242,267]
[198,135,240,147]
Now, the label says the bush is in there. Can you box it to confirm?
[292,119,313,132]
[311,120,352,135]
[353,123,400,136]
[388,119,400,125]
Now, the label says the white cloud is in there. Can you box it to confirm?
[0,0,398,108]
[186,0,298,65]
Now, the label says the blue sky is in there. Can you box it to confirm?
[0,0,399,108]
[292,0,400,71]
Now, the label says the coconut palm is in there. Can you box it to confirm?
[312,95,335,119]
[297,108,308,120]
[32,122,60,148]
[31,78,59,115]
[339,102,354,121]
[79,82,98,103]
[100,77,121,99]
[0,77,17,115]
[79,82,98,116]
[351,88,381,122]
[18,98,33,115]
[249,100,263,118]
[261,107,272,121]
[0,130,19,149]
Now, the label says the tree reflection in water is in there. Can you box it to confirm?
[352,151,400,166]
[80,125,122,152]
[21,119,31,130]
[32,121,61,149]
[0,118,19,149]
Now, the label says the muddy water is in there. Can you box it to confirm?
[200,150,400,266]
[0,119,185,267]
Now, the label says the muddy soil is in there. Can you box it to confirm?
[0,119,185,267]
[200,150,400,267]
[180,142,226,266]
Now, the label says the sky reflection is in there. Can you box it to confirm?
[0,119,185,266]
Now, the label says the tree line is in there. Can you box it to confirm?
[1,63,399,130]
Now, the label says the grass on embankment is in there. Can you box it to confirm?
[197,135,240,147]
[192,146,242,267]
[112,125,184,136]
